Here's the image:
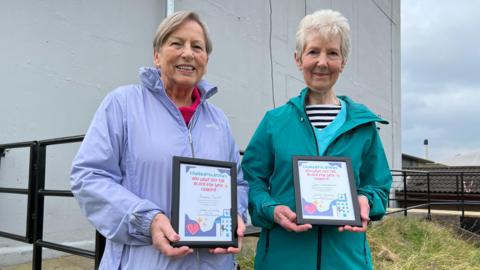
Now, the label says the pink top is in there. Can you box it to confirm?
[178,87,201,125]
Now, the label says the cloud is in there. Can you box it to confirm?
[402,1,480,88]
[402,84,480,161]
[401,0,480,163]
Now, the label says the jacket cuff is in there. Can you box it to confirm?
[263,201,281,222]
[131,209,164,237]
[357,191,373,208]
[357,190,386,221]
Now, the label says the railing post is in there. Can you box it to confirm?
[32,144,46,270]
[455,175,459,211]
[426,172,431,220]
[403,171,407,216]
[95,231,106,269]
[461,172,465,221]
[25,142,38,243]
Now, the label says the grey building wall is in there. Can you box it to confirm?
[0,0,166,265]
[175,0,401,168]
[0,0,400,266]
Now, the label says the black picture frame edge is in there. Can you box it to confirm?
[292,155,362,227]
[171,156,238,248]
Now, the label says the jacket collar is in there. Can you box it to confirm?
[138,67,218,101]
[288,88,389,126]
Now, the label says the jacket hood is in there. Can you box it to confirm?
[138,67,218,100]
[288,88,389,126]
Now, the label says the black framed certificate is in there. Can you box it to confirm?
[171,156,237,248]
[292,156,361,226]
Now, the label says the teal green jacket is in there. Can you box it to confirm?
[242,89,392,270]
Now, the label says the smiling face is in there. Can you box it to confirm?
[154,20,208,92]
[295,32,344,95]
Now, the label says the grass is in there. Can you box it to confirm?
[236,237,257,269]
[368,216,480,270]
[237,216,480,270]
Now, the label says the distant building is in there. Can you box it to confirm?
[396,154,480,210]
[445,151,480,166]
[402,153,437,168]
[396,154,480,211]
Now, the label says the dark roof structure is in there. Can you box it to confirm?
[399,166,480,194]
[402,153,435,164]
[401,153,446,168]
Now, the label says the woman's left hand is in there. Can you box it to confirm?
[209,215,245,254]
[338,195,370,233]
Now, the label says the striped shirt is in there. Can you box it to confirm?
[305,104,341,131]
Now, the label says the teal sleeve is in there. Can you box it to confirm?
[241,113,280,229]
[357,124,393,221]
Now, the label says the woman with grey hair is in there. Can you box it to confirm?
[71,11,248,269]
[242,9,392,269]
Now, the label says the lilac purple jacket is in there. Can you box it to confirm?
[71,67,248,269]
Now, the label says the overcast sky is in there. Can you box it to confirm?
[401,0,480,164]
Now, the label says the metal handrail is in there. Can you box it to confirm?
[31,136,100,270]
[38,189,74,196]
[387,201,480,215]
[35,240,95,258]
[0,187,29,194]
[0,140,37,149]
[38,135,84,146]
[391,169,429,174]
[0,141,38,244]
[395,171,480,175]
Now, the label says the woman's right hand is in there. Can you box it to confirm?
[150,213,193,258]
[273,205,312,232]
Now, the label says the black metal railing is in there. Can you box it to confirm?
[389,169,480,220]
[0,140,37,244]
[1,136,480,269]
[31,135,103,270]
[0,136,102,270]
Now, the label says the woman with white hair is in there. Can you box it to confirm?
[71,10,248,270]
[242,9,392,269]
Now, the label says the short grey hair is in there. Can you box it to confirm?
[153,10,212,55]
[295,9,351,64]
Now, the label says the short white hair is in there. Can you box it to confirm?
[295,9,351,64]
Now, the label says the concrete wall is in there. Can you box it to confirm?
[0,0,400,266]
[175,0,401,169]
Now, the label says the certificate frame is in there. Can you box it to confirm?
[292,156,361,226]
[171,156,237,248]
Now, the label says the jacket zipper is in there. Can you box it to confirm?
[364,232,368,264]
[262,229,270,262]
[186,101,202,159]
[195,249,200,270]
[317,227,322,270]
[188,129,195,158]
[302,106,320,156]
